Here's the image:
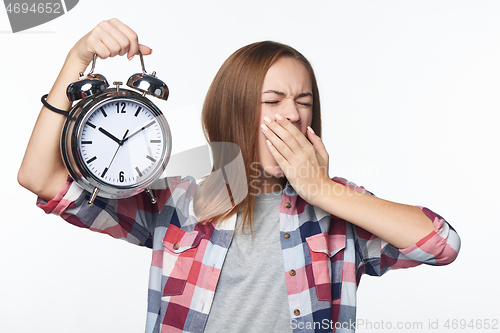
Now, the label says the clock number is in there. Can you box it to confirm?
[116,102,126,114]
[119,171,125,182]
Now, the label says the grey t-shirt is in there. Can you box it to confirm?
[204,190,292,333]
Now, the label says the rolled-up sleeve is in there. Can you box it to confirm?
[37,177,81,215]
[354,206,460,279]
[36,176,189,248]
[398,206,461,265]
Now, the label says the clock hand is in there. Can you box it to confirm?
[122,120,155,143]
[99,127,123,146]
[101,129,129,178]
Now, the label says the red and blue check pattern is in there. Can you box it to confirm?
[38,176,460,332]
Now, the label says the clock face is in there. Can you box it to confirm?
[77,98,168,187]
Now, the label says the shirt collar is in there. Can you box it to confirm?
[283,181,297,197]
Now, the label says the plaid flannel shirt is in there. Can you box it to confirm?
[38,176,460,333]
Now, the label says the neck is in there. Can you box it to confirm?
[256,175,286,193]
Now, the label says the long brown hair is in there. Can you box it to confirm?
[194,41,322,230]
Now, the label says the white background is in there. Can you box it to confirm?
[1,1,498,332]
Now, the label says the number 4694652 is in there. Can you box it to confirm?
[5,3,62,14]
[444,319,498,330]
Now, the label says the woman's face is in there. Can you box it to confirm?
[257,56,313,179]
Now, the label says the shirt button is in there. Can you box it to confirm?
[294,309,301,316]
[283,233,290,239]
[284,202,291,208]
[289,269,296,276]
[173,243,180,250]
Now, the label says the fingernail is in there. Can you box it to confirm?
[261,124,269,132]
[263,116,271,124]
[275,114,283,121]
[128,56,134,61]
[307,126,315,134]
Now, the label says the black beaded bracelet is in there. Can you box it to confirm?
[41,94,69,116]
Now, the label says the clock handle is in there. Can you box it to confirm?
[80,54,108,83]
[87,54,98,76]
[145,188,157,204]
[137,50,147,74]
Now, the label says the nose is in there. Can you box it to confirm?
[281,99,300,123]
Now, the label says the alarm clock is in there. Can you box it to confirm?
[61,52,172,205]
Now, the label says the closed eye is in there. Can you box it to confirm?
[297,102,312,107]
[263,101,280,105]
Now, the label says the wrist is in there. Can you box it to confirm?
[44,49,91,111]
[311,179,362,213]
[65,46,92,74]
[305,178,336,209]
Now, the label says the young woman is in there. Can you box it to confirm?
[18,19,460,333]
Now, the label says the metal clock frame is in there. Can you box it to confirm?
[61,88,172,204]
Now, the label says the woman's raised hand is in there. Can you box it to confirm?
[71,18,152,67]
[18,18,150,201]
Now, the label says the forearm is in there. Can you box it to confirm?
[18,48,89,201]
[315,180,436,249]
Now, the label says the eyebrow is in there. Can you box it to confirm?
[262,90,313,98]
